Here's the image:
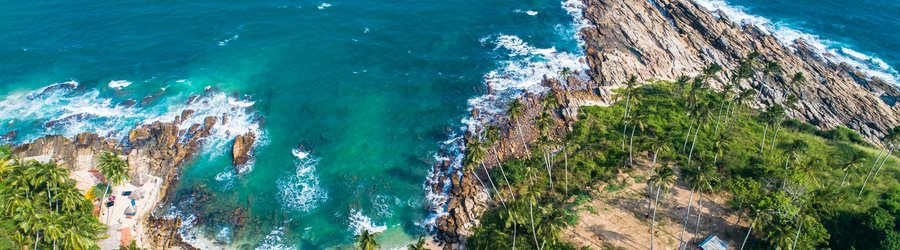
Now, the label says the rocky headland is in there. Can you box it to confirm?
[430,0,900,247]
[11,105,257,248]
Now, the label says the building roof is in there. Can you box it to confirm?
[699,235,728,250]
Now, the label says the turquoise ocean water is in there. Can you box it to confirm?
[0,0,896,249]
[0,0,585,248]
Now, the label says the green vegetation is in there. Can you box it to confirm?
[0,145,108,249]
[466,61,900,249]
[355,229,380,250]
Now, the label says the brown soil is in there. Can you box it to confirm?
[563,156,748,250]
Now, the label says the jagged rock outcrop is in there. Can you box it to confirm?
[12,112,224,249]
[232,132,256,168]
[580,0,900,142]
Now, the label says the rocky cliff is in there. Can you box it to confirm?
[12,108,254,249]
[581,0,899,142]
[431,0,900,247]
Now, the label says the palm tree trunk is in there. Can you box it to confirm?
[530,201,539,249]
[840,170,850,187]
[515,118,530,155]
[512,223,517,250]
[679,187,696,250]
[684,117,695,152]
[481,162,503,206]
[714,101,725,135]
[650,185,662,250]
[770,123,781,149]
[544,149,553,189]
[791,219,804,250]
[564,149,569,196]
[622,93,632,150]
[872,147,895,180]
[740,217,757,250]
[860,147,887,195]
[687,121,701,167]
[760,123,769,154]
[471,170,492,201]
[34,232,39,250]
[693,191,705,242]
[493,149,514,199]
[648,148,660,213]
[629,123,637,166]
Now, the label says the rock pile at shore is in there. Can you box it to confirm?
[11,108,257,248]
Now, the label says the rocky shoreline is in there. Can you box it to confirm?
[429,0,900,247]
[11,104,257,248]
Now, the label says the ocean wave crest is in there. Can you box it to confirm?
[278,149,327,212]
[694,0,900,86]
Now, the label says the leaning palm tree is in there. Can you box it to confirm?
[839,152,866,187]
[406,236,426,250]
[97,151,129,223]
[648,166,676,250]
[621,75,639,149]
[356,229,380,250]
[507,99,531,155]
[870,126,899,180]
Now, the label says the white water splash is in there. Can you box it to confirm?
[278,150,327,212]
[108,80,132,89]
[349,209,386,235]
[694,0,899,86]
[257,227,292,250]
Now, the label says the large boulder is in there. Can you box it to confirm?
[232,132,256,169]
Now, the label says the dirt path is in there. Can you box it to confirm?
[563,158,747,249]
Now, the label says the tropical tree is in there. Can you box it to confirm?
[507,99,531,155]
[839,151,867,187]
[649,166,676,250]
[97,151,129,223]
[407,236,426,250]
[355,229,380,250]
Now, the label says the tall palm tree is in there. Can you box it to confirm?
[355,229,379,250]
[690,165,718,244]
[621,75,639,150]
[485,125,514,199]
[521,185,543,249]
[649,166,676,250]
[406,236,426,250]
[871,126,899,180]
[465,139,499,204]
[97,151,129,223]
[507,99,531,155]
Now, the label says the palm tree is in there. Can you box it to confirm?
[770,96,798,150]
[356,229,379,250]
[559,67,573,83]
[521,185,543,249]
[406,236,426,250]
[621,75,639,149]
[507,99,531,156]
[839,152,866,187]
[485,125,514,199]
[649,166,676,250]
[690,165,718,244]
[97,151,129,223]
[871,126,899,180]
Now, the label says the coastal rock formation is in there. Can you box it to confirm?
[432,0,900,246]
[12,112,226,249]
[232,132,256,169]
[580,0,899,142]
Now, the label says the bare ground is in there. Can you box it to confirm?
[563,156,748,250]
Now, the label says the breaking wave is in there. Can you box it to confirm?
[278,149,327,212]
[694,0,900,86]
[348,208,387,235]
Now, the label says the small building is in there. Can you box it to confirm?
[698,235,728,250]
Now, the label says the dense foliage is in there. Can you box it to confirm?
[466,62,900,249]
[0,145,108,249]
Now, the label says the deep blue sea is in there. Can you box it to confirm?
[0,0,896,248]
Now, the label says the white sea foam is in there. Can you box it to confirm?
[348,209,387,235]
[424,0,590,231]
[317,3,331,10]
[278,151,326,212]
[526,10,539,16]
[291,148,309,159]
[257,227,291,250]
[693,0,899,86]
[108,80,132,89]
[218,34,239,46]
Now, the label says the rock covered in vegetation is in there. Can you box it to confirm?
[580,0,899,142]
